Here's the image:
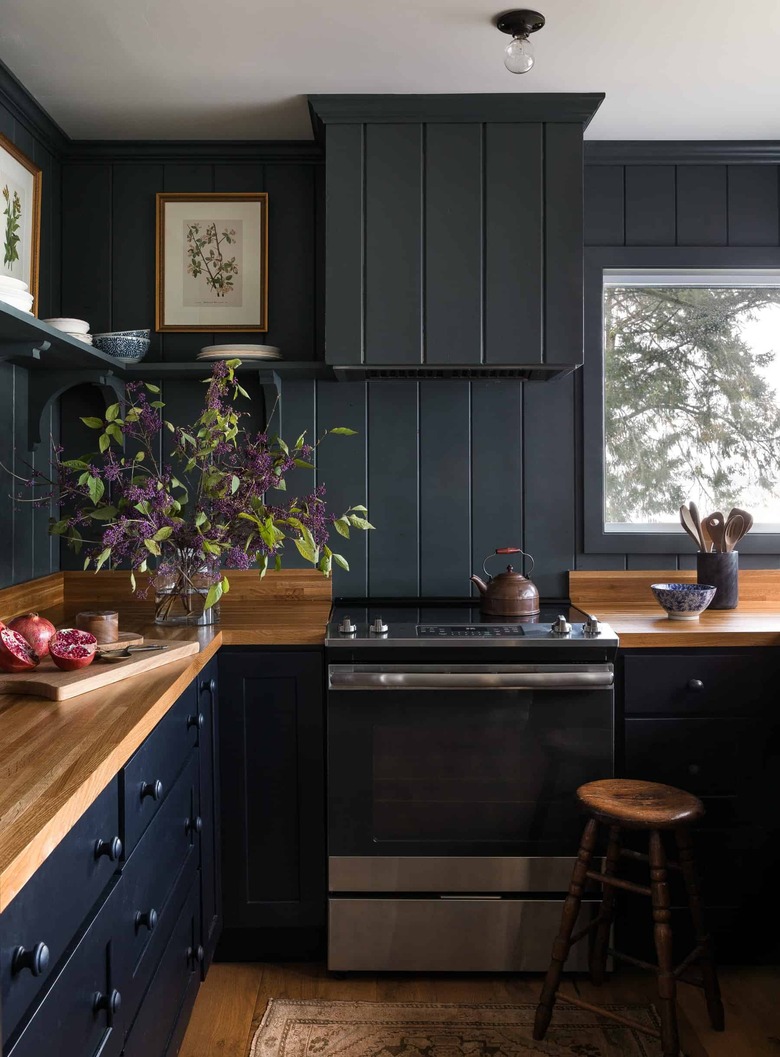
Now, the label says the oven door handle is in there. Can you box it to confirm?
[328,668,614,690]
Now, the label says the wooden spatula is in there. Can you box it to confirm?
[703,512,726,553]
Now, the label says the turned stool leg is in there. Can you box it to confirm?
[533,816,599,1041]
[589,824,621,985]
[649,830,679,1057]
[675,827,725,1031]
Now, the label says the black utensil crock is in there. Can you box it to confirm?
[697,551,738,610]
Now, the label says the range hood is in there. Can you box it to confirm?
[309,94,604,380]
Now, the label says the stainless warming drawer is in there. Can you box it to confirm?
[328,897,595,972]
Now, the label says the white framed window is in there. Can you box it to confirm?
[584,248,780,554]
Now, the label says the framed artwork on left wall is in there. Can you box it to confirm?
[156,192,269,332]
[0,132,42,315]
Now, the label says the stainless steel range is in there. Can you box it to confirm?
[325,599,618,972]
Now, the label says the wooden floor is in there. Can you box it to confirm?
[180,962,780,1057]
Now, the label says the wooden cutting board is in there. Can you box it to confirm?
[0,640,199,701]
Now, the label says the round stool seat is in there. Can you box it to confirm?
[577,779,705,829]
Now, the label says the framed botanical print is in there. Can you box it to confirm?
[0,133,41,314]
[156,192,268,332]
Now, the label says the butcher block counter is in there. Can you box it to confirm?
[0,570,331,911]
[570,568,780,647]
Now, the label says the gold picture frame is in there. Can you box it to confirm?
[155,192,268,332]
[0,132,42,316]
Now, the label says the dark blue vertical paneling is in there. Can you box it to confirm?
[276,379,317,569]
[365,124,422,364]
[12,367,33,583]
[366,381,419,597]
[112,163,163,337]
[424,124,482,364]
[315,380,368,596]
[324,125,363,365]
[584,165,625,246]
[625,165,676,245]
[0,363,15,587]
[523,374,576,598]
[419,381,471,595]
[61,164,112,334]
[264,165,315,359]
[545,125,584,365]
[470,381,523,585]
[32,142,57,318]
[161,164,214,361]
[485,124,543,364]
[213,163,264,193]
[676,166,727,245]
[728,166,780,245]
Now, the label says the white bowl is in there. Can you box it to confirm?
[0,275,28,291]
[0,291,34,310]
[44,317,90,333]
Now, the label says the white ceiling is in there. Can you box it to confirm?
[1,0,779,141]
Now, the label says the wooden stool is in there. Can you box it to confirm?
[533,779,725,1057]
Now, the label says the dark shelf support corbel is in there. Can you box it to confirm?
[257,369,281,428]
[0,339,51,364]
[28,371,125,451]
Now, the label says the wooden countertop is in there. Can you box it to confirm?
[570,568,780,647]
[0,571,331,912]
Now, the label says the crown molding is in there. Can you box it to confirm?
[0,58,69,155]
[585,140,780,165]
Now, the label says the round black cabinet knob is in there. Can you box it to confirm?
[94,836,123,862]
[688,762,701,775]
[187,944,205,965]
[134,908,158,933]
[140,779,163,802]
[687,678,704,691]
[93,989,122,1016]
[12,942,49,977]
[186,815,203,836]
[187,712,205,732]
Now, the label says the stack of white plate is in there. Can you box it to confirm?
[197,343,281,362]
[43,318,93,345]
[0,276,34,314]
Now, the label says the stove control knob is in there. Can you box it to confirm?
[551,615,572,636]
[338,617,357,635]
[583,615,601,636]
[370,617,389,635]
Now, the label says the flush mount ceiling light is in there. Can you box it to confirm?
[494,9,545,74]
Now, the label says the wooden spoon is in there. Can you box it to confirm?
[688,501,710,552]
[679,505,704,550]
[96,644,169,664]
[703,512,727,553]
[724,514,744,552]
[726,507,754,541]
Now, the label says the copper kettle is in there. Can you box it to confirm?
[470,548,540,617]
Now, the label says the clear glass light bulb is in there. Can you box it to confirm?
[504,35,534,74]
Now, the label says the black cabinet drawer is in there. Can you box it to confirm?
[118,754,200,1027]
[6,878,124,1057]
[0,778,121,1044]
[623,652,777,716]
[122,875,200,1057]
[122,684,199,856]
[624,717,762,796]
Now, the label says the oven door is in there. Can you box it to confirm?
[327,663,614,880]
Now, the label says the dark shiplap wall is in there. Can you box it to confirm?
[60,151,780,596]
[582,161,780,575]
[0,70,62,588]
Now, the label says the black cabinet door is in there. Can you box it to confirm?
[218,650,325,943]
[196,658,221,973]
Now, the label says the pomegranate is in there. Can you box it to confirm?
[49,628,98,672]
[0,626,40,672]
[7,612,56,658]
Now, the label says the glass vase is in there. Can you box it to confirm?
[154,549,221,626]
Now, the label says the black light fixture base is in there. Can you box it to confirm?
[494,9,545,36]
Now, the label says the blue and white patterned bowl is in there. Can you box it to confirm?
[93,334,150,361]
[93,328,150,339]
[651,582,717,620]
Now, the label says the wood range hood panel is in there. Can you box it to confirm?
[309,93,605,377]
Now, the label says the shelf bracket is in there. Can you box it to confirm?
[0,339,51,365]
[257,369,281,428]
[28,370,125,451]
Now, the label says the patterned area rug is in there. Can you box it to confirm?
[250,1000,663,1057]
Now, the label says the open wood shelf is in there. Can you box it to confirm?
[122,360,332,379]
[0,302,125,373]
